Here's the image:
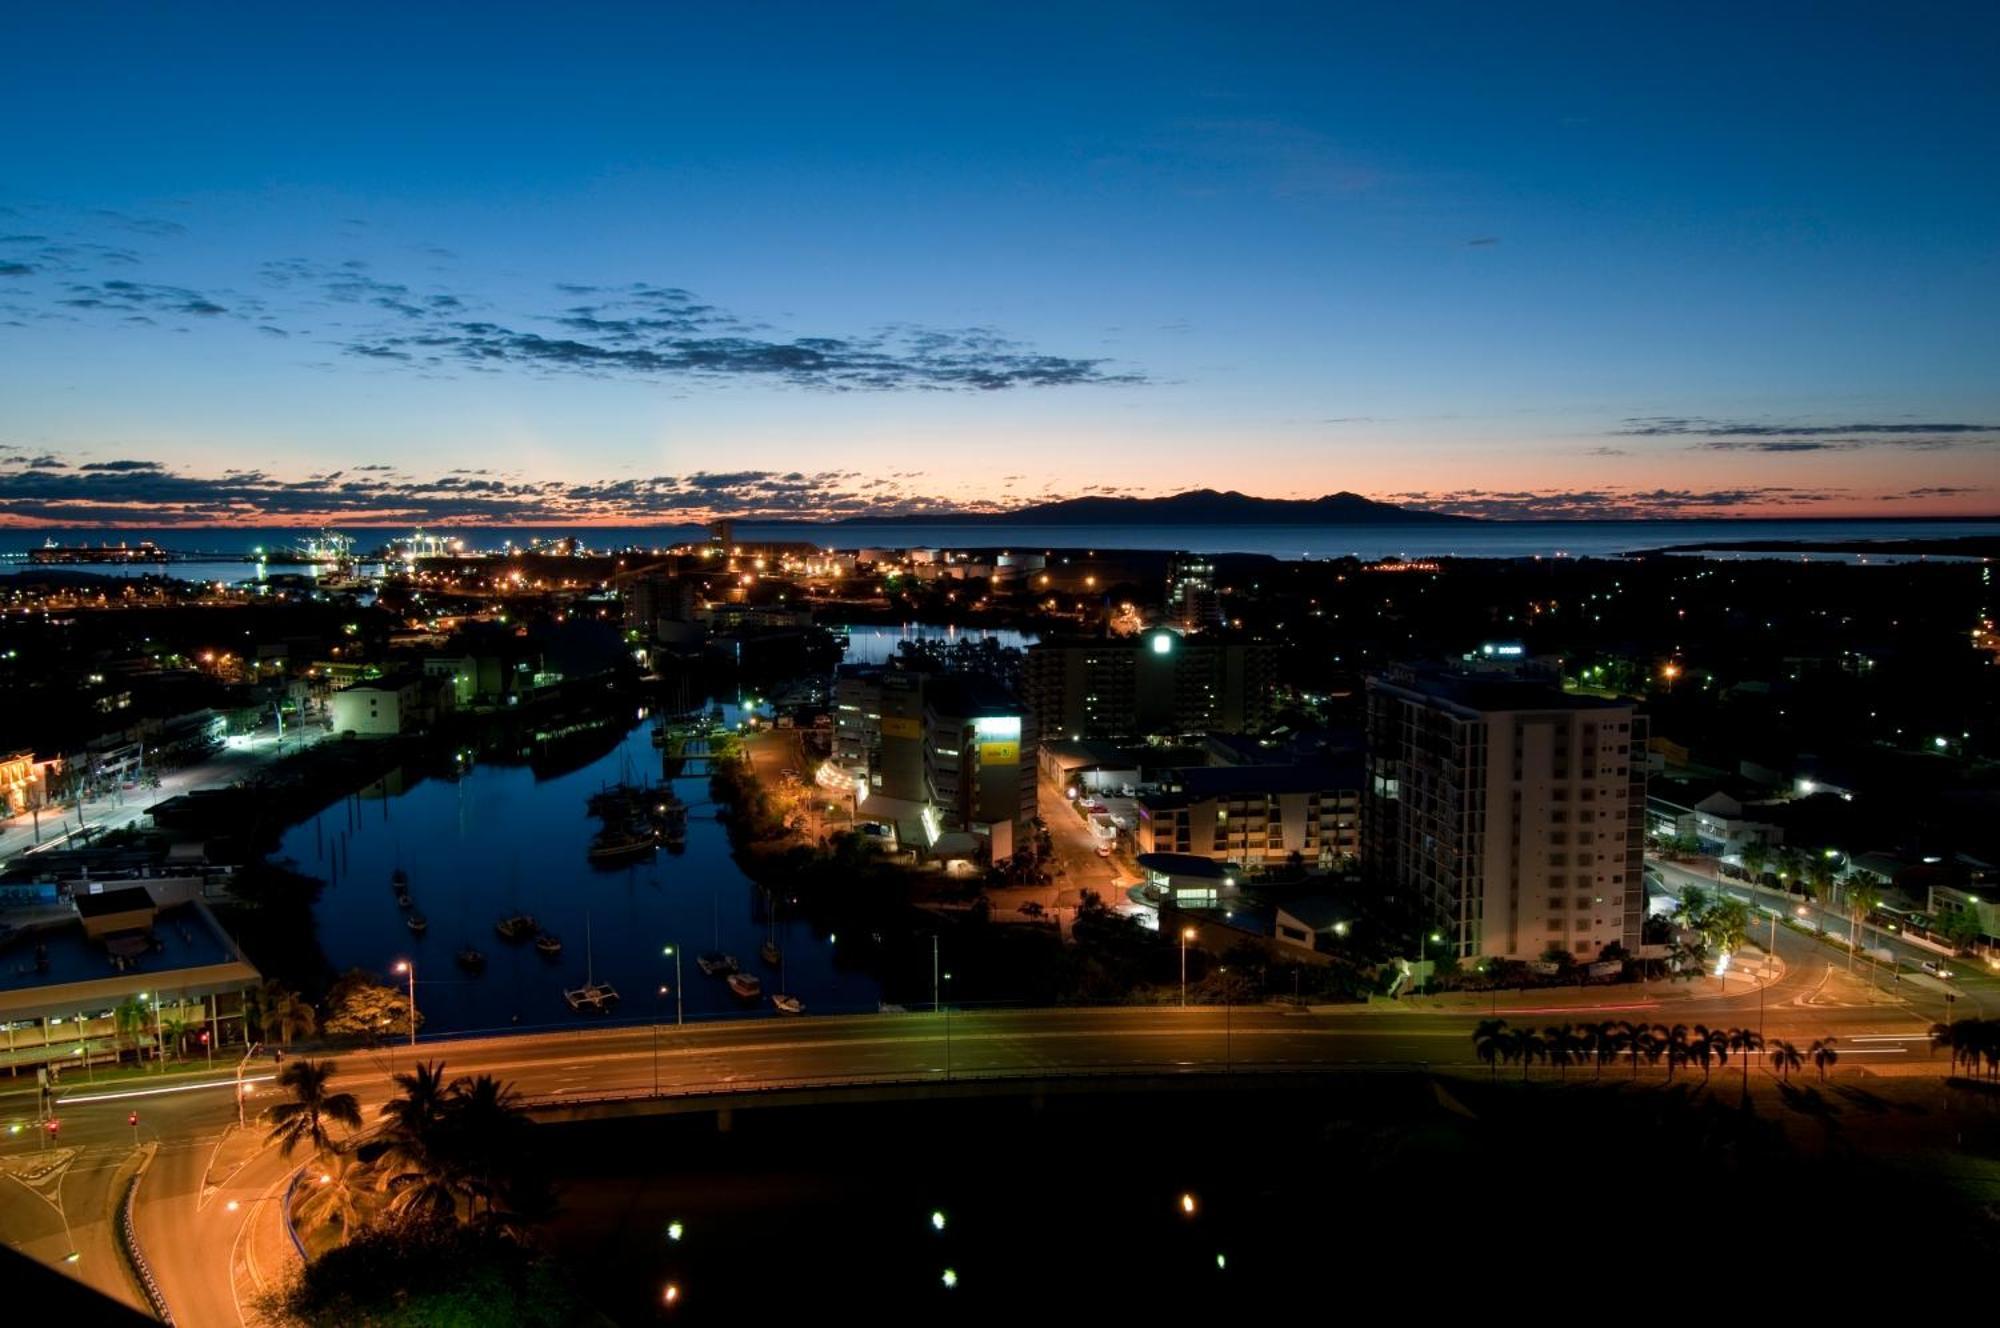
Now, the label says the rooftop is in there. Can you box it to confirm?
[1370,667,1631,715]
[0,900,254,1013]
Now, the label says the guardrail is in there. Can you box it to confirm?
[116,1151,174,1326]
[517,1058,1419,1113]
[281,1167,308,1261]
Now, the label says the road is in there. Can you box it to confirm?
[0,726,328,866]
[1648,857,1999,1023]
[0,977,1947,1324]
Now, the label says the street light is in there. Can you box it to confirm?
[1419,931,1443,995]
[1181,927,1196,1008]
[392,960,416,1048]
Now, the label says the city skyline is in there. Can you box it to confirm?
[5,4,1998,525]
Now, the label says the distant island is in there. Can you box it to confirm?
[831,489,1478,526]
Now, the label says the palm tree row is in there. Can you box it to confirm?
[1928,1018,2000,1079]
[265,1057,540,1247]
[1473,1019,1839,1088]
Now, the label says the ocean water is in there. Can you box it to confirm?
[3,517,1996,570]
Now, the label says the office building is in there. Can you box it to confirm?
[1365,668,1647,963]
[1024,628,1277,740]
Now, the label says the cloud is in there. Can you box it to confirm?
[77,459,167,473]
[0,262,31,277]
[1618,416,2000,452]
[88,210,187,237]
[1386,487,1848,520]
[20,242,1141,393]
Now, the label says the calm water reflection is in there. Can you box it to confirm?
[278,712,881,1033]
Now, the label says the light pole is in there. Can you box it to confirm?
[392,960,416,1048]
[932,935,941,1015]
[942,971,954,1079]
[1181,927,1196,1008]
[662,946,683,1025]
[235,1042,259,1128]
[1419,931,1443,996]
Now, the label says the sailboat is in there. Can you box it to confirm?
[759,890,781,968]
[697,889,738,976]
[564,914,620,1014]
[770,946,803,1015]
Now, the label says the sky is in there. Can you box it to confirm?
[3,2,1998,526]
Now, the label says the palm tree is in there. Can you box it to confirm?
[1809,1037,1839,1082]
[1769,1040,1803,1081]
[1616,1020,1654,1078]
[1804,855,1837,909]
[112,996,148,1065]
[1473,1019,1509,1078]
[1691,1025,1729,1084]
[1729,1027,1764,1096]
[266,988,317,1048]
[292,1149,374,1245]
[160,1015,190,1063]
[266,1059,363,1158]
[1509,1027,1545,1080]
[376,1060,463,1226]
[1545,1025,1578,1080]
[1590,1021,1619,1078]
[1844,876,1882,971]
[1660,1023,1691,1081]
[446,1074,528,1220]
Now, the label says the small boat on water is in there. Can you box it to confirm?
[406,913,428,934]
[588,825,656,863]
[696,951,738,977]
[760,939,781,967]
[495,914,538,942]
[535,932,563,956]
[771,993,804,1015]
[456,946,487,974]
[727,972,762,1000]
[564,915,620,1014]
[391,868,408,888]
[396,892,414,910]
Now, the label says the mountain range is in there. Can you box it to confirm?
[835,489,1477,526]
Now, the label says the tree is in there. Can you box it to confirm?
[1805,855,1837,908]
[1729,1027,1764,1097]
[1473,1019,1509,1078]
[1809,1038,1839,1082]
[160,1015,191,1062]
[1740,841,1771,886]
[1691,1025,1728,1084]
[1769,1040,1803,1081]
[322,970,419,1040]
[1843,876,1882,970]
[293,1149,374,1245]
[1544,1025,1578,1080]
[267,988,317,1047]
[1937,908,1983,954]
[267,1059,363,1158]
[1509,1026,1545,1080]
[1660,1024,1691,1081]
[113,996,149,1064]
[1616,1020,1655,1078]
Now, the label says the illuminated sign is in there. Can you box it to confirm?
[973,716,1020,740]
[1479,643,1525,657]
[880,716,921,740]
[1151,633,1174,655]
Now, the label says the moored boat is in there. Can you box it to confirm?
[456,946,487,973]
[406,913,428,934]
[535,931,563,956]
[771,993,804,1015]
[495,913,537,942]
[696,951,738,977]
[727,972,762,1000]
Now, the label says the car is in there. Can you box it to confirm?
[1922,960,1955,980]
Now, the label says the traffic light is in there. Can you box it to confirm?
[199,1030,210,1045]
[128,1111,139,1127]
[45,1119,59,1138]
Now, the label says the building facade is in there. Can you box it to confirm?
[1365,669,1647,962]
[1024,629,1277,740]
[1136,762,1362,872]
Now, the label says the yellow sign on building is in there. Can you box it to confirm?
[880,716,921,740]
[979,740,1018,766]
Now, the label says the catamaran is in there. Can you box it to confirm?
[564,914,620,1014]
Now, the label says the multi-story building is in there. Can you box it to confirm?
[1364,668,1647,963]
[1166,554,1221,632]
[1136,760,1362,872]
[830,666,1034,860]
[1024,628,1276,740]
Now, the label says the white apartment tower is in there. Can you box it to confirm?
[1365,669,1647,962]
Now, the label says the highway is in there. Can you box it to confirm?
[0,964,1949,1325]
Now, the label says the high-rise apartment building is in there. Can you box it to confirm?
[1364,668,1647,962]
[1024,629,1276,740]
[1166,553,1221,632]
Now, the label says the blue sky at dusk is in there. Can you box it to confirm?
[3,2,1997,524]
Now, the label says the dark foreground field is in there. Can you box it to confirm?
[515,1072,2000,1321]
